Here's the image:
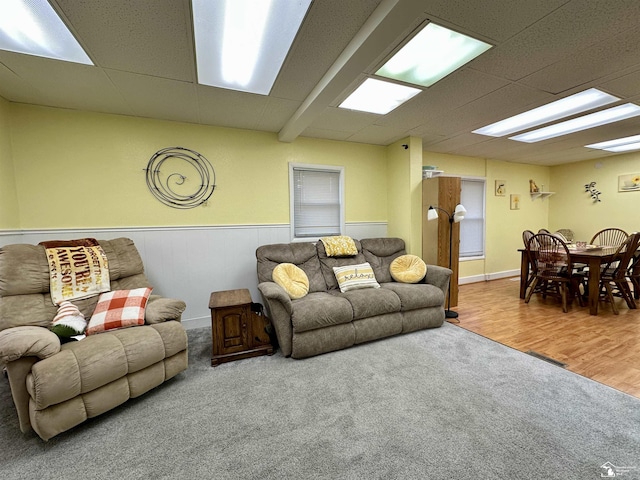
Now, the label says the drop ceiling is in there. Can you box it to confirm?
[2,0,640,166]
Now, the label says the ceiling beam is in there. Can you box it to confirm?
[278,0,427,143]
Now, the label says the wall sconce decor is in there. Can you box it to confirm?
[584,181,601,202]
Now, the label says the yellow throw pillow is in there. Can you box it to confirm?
[273,263,310,299]
[333,262,380,293]
[390,255,427,283]
[320,236,358,257]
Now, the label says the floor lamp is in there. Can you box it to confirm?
[427,204,467,321]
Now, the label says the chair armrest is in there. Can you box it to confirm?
[423,265,452,293]
[0,326,60,364]
[145,295,187,324]
[258,282,292,315]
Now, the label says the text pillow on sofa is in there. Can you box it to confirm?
[333,262,380,292]
[390,255,427,283]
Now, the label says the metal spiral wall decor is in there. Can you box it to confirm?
[145,147,216,209]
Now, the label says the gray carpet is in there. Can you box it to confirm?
[1,323,639,480]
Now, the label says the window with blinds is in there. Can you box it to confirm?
[459,178,486,258]
[289,164,344,239]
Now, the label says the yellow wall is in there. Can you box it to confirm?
[423,152,551,279]
[549,153,640,241]
[0,97,19,229]
[386,136,422,254]
[9,104,388,229]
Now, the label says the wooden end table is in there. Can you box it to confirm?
[209,289,274,366]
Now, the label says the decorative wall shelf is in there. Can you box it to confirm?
[530,192,555,200]
[422,170,443,179]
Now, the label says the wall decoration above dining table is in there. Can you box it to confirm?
[618,173,640,192]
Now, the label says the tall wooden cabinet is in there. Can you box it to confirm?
[422,176,461,308]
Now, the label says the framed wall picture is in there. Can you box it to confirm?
[495,180,506,196]
[618,173,640,192]
[510,194,521,210]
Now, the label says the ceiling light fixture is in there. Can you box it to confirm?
[0,0,92,65]
[339,78,421,115]
[192,0,312,95]
[509,104,640,143]
[473,88,619,137]
[586,134,640,152]
[376,23,491,88]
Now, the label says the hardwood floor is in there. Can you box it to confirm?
[453,277,640,399]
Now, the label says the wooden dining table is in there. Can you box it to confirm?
[518,246,618,315]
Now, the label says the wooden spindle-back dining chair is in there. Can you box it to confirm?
[590,228,628,247]
[597,232,640,314]
[627,250,640,300]
[524,233,584,313]
[522,230,537,295]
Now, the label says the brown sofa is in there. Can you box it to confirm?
[0,238,188,440]
[256,237,451,359]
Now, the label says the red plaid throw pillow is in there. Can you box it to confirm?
[86,287,152,335]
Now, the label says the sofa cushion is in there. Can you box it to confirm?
[86,287,152,335]
[332,287,401,320]
[381,282,445,311]
[333,262,380,293]
[390,254,427,283]
[290,292,353,333]
[361,238,406,283]
[317,239,366,290]
[272,263,309,299]
[256,242,326,293]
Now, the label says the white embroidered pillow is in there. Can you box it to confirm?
[333,263,380,293]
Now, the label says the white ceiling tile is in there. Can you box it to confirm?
[472,0,640,82]
[196,85,269,130]
[55,0,195,82]
[419,0,569,42]
[520,25,640,94]
[0,52,132,114]
[106,70,199,124]
[255,97,302,132]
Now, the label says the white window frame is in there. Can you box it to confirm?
[289,163,345,242]
[459,176,486,261]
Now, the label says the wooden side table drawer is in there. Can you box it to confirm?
[209,289,274,366]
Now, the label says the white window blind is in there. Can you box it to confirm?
[460,178,485,258]
[290,165,343,239]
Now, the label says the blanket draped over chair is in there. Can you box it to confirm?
[44,243,110,305]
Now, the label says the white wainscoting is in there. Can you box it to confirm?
[2,223,387,329]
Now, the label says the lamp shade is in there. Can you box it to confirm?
[427,207,439,221]
[453,204,466,223]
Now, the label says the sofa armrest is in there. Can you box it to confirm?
[145,295,186,324]
[423,265,452,293]
[258,282,294,357]
[0,326,61,364]
[258,282,292,315]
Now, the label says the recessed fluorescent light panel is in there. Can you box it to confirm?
[586,134,640,152]
[509,104,640,143]
[473,88,619,137]
[339,78,421,115]
[192,0,312,95]
[0,0,92,65]
[376,23,491,88]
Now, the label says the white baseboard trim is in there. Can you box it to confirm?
[459,269,520,285]
[183,316,210,330]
